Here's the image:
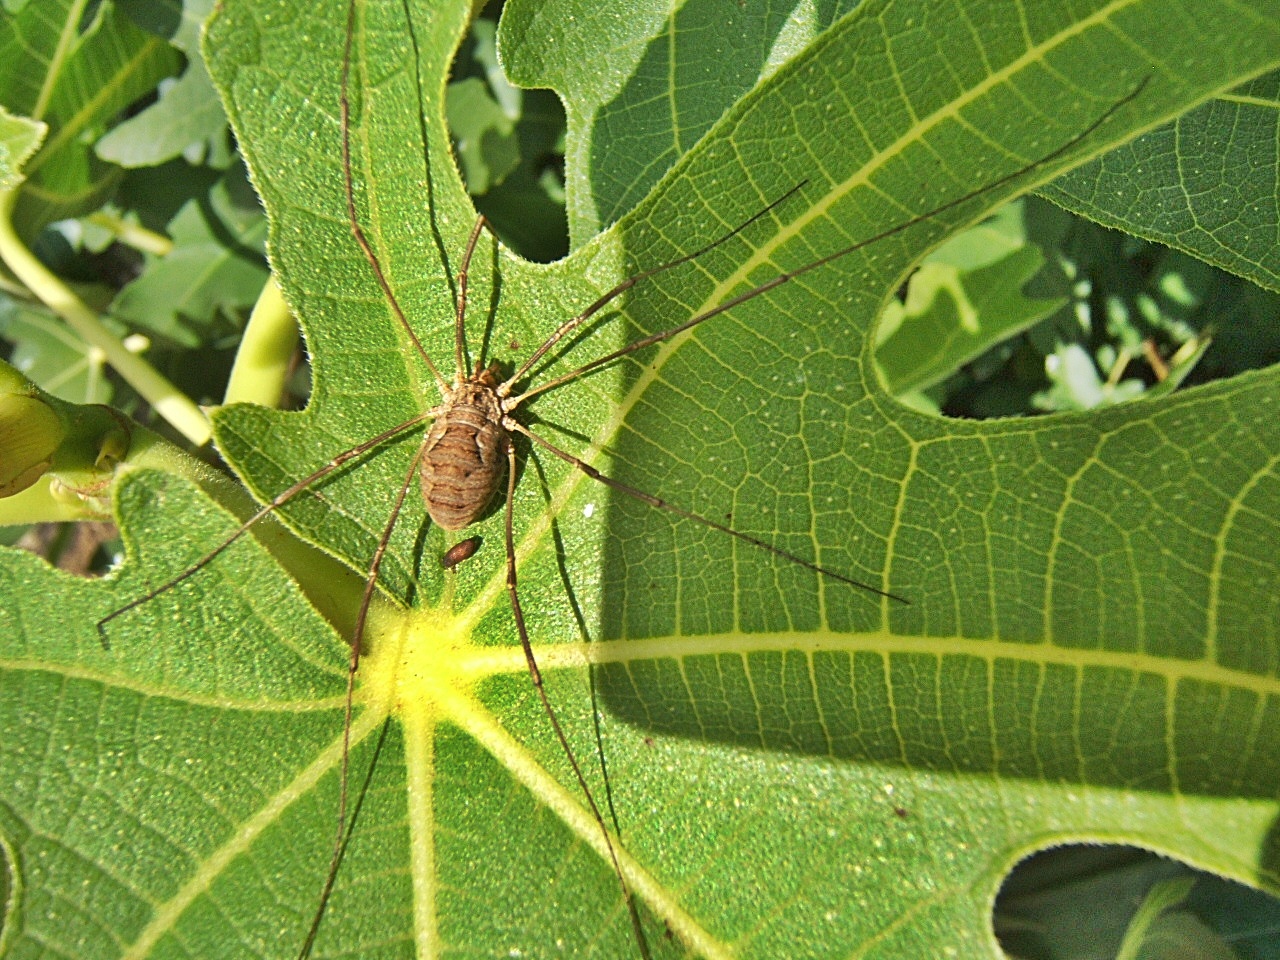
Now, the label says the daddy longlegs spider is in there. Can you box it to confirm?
[96,8,1150,954]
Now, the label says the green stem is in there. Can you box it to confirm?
[0,187,211,446]
[224,275,300,407]
[85,211,173,257]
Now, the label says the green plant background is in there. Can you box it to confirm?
[1,0,1279,958]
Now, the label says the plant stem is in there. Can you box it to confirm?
[0,187,211,446]
[85,211,173,256]
[224,275,299,407]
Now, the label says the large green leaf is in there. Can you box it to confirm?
[502,0,1280,296]
[2,0,1279,958]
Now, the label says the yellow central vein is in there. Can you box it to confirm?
[0,658,347,712]
[436,682,734,960]
[401,696,439,960]
[456,632,1280,699]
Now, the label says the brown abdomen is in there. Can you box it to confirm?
[420,399,505,531]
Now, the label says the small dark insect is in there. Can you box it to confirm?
[894,266,920,304]
[441,535,481,569]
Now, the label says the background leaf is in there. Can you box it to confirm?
[110,161,269,347]
[498,0,864,243]
[96,0,227,168]
[0,0,182,231]
[876,202,1066,399]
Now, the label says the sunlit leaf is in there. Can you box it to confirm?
[1,0,1278,958]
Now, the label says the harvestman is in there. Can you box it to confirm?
[97,10,1151,952]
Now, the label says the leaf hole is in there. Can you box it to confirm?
[993,843,1280,960]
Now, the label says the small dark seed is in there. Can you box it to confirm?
[441,536,481,569]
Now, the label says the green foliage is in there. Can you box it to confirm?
[95,0,226,168]
[0,1,1278,959]
[996,847,1280,960]
[876,201,1067,404]
[0,0,180,230]
[0,0,252,447]
[450,12,569,261]
[1045,70,1280,294]
[110,162,268,349]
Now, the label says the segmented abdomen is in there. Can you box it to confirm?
[420,396,505,531]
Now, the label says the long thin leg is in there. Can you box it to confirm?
[507,75,1152,409]
[499,181,808,394]
[508,419,909,604]
[502,438,653,959]
[295,716,392,958]
[340,0,448,393]
[298,432,432,960]
[96,410,434,645]
[454,215,488,377]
